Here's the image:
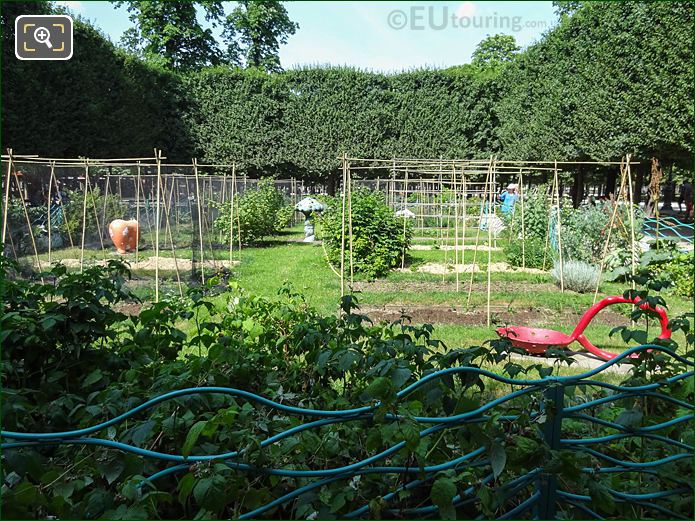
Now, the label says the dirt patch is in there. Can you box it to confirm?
[360,304,628,327]
[410,244,501,251]
[114,302,143,315]
[352,280,557,294]
[396,261,546,275]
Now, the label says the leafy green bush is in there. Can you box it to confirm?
[319,187,412,278]
[552,259,600,293]
[660,252,694,299]
[214,179,292,245]
[61,187,125,244]
[1,258,692,520]
[517,185,550,240]
[562,201,644,264]
[504,237,548,269]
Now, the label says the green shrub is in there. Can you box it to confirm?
[2,257,692,520]
[61,187,124,244]
[213,179,291,245]
[319,187,412,278]
[518,185,551,240]
[504,237,549,270]
[656,251,694,299]
[562,201,644,264]
[552,260,600,293]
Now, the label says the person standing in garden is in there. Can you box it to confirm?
[499,183,519,214]
[678,181,693,221]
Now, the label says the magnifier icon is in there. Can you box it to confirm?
[34,26,53,49]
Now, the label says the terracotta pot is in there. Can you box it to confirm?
[108,219,139,254]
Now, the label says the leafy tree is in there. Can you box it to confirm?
[114,0,225,70]
[471,34,520,65]
[222,0,298,72]
[553,1,583,17]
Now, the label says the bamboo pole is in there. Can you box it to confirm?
[593,160,629,302]
[52,170,74,248]
[401,167,409,270]
[79,161,89,273]
[193,158,205,284]
[47,161,55,264]
[452,164,460,291]
[486,158,496,327]
[86,172,106,257]
[160,175,183,297]
[154,149,162,302]
[519,169,526,269]
[340,153,347,297]
[466,157,493,307]
[460,169,467,292]
[229,163,236,264]
[11,162,43,275]
[542,177,554,271]
[235,166,241,257]
[626,154,637,292]
[553,161,564,292]
[2,149,14,248]
[102,171,111,232]
[135,162,141,263]
[347,159,354,285]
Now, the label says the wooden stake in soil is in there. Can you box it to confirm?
[452,164,460,291]
[553,160,564,292]
[1,148,13,248]
[519,169,526,269]
[466,157,493,307]
[10,156,43,276]
[401,167,409,270]
[154,149,162,302]
[487,158,496,327]
[135,162,141,263]
[460,168,467,291]
[626,154,637,292]
[47,161,55,264]
[340,153,347,297]
[593,159,629,303]
[194,158,205,284]
[347,159,354,285]
[229,163,236,264]
[160,175,183,297]
[79,160,89,273]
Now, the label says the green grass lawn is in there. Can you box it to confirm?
[20,224,691,355]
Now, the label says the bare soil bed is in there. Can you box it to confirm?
[361,304,627,327]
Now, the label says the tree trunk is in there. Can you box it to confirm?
[634,161,646,205]
[604,169,617,197]
[326,171,338,196]
[571,165,584,208]
[660,162,675,212]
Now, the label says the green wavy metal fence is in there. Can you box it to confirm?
[2,345,693,519]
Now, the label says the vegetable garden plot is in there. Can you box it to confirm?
[1,152,307,300]
[338,156,644,326]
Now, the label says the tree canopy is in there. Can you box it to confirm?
[471,34,520,66]
[2,1,692,176]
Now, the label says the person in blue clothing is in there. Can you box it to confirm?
[499,183,519,214]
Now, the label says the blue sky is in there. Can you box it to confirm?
[57,1,558,71]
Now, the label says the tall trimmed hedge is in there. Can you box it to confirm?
[2,2,692,177]
[497,1,693,168]
[1,2,193,160]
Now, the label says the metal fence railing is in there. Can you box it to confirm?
[2,345,693,519]
[643,216,694,244]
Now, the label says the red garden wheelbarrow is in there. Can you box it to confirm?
[495,296,672,361]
